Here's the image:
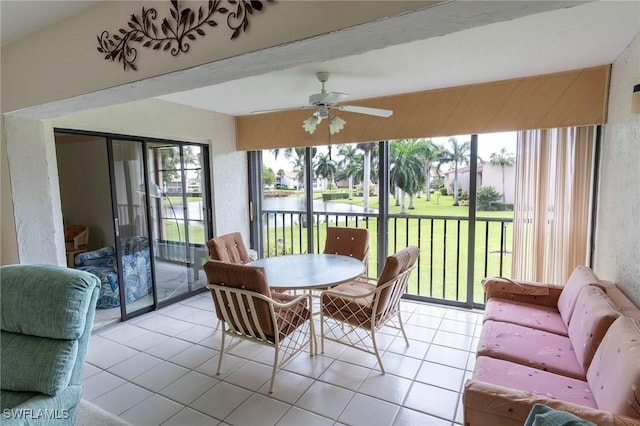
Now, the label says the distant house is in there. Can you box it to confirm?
[275,173,298,189]
[442,162,515,203]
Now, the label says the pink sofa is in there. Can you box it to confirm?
[463,266,640,426]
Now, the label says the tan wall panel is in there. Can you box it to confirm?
[236,65,610,150]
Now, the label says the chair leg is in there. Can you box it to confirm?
[268,345,279,394]
[319,311,325,354]
[397,311,410,346]
[309,311,316,356]
[370,330,385,374]
[216,327,226,376]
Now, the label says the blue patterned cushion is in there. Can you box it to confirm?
[1,331,78,396]
[76,237,152,308]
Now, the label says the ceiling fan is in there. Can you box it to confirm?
[254,72,394,135]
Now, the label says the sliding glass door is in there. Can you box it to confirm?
[110,139,154,317]
[108,137,212,320]
[146,142,211,305]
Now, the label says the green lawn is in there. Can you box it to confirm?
[263,192,513,305]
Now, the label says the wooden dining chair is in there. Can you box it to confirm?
[319,246,419,373]
[204,260,314,393]
[206,232,252,264]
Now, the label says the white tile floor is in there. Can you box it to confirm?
[83,292,484,426]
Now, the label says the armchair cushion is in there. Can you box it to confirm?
[323,227,369,261]
[206,232,252,264]
[0,265,99,425]
[1,332,78,395]
[1,265,97,340]
[322,278,376,327]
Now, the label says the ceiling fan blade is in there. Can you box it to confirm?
[323,92,349,104]
[336,105,393,117]
[251,105,312,115]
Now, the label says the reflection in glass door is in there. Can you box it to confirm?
[111,140,154,317]
[473,132,517,304]
[147,143,211,304]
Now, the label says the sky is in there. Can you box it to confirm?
[262,131,518,173]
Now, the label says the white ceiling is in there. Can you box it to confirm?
[1,1,639,119]
[0,1,97,46]
[158,1,640,116]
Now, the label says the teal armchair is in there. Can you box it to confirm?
[0,265,99,425]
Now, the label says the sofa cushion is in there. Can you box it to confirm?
[567,286,620,375]
[0,331,78,396]
[473,356,598,409]
[484,298,568,336]
[477,320,584,380]
[586,317,640,418]
[557,266,601,327]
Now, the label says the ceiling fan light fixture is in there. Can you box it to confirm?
[302,115,320,134]
[329,114,346,135]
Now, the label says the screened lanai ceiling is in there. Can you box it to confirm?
[158,1,640,117]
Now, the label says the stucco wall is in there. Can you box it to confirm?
[593,32,640,306]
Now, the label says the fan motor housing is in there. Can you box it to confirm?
[309,92,332,106]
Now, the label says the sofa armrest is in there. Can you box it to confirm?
[482,277,563,308]
[463,379,639,426]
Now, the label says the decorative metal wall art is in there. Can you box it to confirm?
[97,0,273,71]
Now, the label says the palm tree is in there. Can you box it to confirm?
[271,147,317,193]
[389,140,425,214]
[489,147,515,203]
[338,144,358,199]
[356,142,377,211]
[290,156,305,191]
[419,139,441,201]
[440,137,471,206]
[314,152,337,189]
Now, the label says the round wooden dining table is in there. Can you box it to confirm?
[248,253,365,291]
